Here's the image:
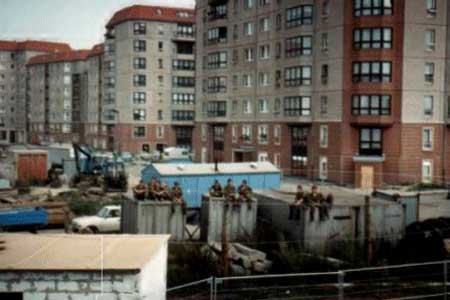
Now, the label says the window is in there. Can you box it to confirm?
[244,48,254,62]
[422,128,434,150]
[426,0,436,16]
[243,74,253,87]
[208,27,227,44]
[232,125,238,143]
[172,93,195,105]
[321,65,329,84]
[207,52,227,69]
[133,57,146,69]
[258,99,269,113]
[158,110,163,120]
[424,96,433,116]
[320,125,328,148]
[133,92,146,104]
[320,96,328,115]
[209,3,228,20]
[158,41,163,51]
[233,24,238,39]
[259,0,270,6]
[242,125,252,142]
[353,61,392,83]
[207,77,227,93]
[319,156,328,180]
[173,76,195,88]
[354,0,393,16]
[274,98,281,113]
[157,126,164,138]
[258,125,268,144]
[172,110,195,121]
[177,24,194,37]
[133,109,146,121]
[352,95,391,115]
[284,96,311,116]
[285,66,312,86]
[134,40,146,52]
[244,22,254,36]
[286,5,313,28]
[276,14,282,30]
[259,72,269,86]
[425,30,436,51]
[321,33,328,51]
[274,152,281,168]
[258,152,269,162]
[259,17,270,32]
[244,0,254,9]
[173,59,195,71]
[322,0,331,16]
[243,99,252,113]
[425,62,435,83]
[134,22,146,35]
[133,75,146,87]
[353,28,393,49]
[422,160,433,183]
[232,100,238,112]
[359,128,382,156]
[274,125,281,145]
[134,126,146,138]
[207,101,227,117]
[201,125,207,141]
[275,70,281,88]
[286,36,312,57]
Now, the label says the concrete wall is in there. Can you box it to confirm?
[0,271,141,300]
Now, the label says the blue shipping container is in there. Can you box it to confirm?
[0,208,48,228]
[141,162,281,208]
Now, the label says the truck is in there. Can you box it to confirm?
[0,207,48,232]
[70,205,121,234]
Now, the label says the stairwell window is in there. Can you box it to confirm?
[422,160,433,184]
[259,44,270,59]
[320,125,328,148]
[359,128,382,156]
[354,0,393,16]
[425,62,435,83]
[424,96,434,116]
[274,125,281,145]
[422,128,434,151]
[244,22,254,36]
[259,17,271,32]
[425,30,436,51]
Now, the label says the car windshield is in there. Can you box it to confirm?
[96,207,109,218]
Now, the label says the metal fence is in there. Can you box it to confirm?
[167,260,450,300]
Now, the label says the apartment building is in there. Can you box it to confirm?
[0,41,71,146]
[102,5,196,153]
[27,50,92,144]
[195,0,450,187]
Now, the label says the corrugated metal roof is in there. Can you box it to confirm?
[0,234,169,271]
[148,162,280,176]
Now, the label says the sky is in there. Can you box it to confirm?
[0,0,196,49]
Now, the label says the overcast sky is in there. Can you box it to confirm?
[0,0,196,49]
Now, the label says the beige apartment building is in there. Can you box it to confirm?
[0,41,71,146]
[102,5,196,153]
[194,0,450,187]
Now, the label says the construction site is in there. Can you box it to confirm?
[1,142,450,299]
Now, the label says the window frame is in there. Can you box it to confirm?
[352,95,391,116]
[359,128,383,156]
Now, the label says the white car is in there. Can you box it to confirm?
[71,206,121,234]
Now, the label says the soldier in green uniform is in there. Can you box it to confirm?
[289,184,305,220]
[238,180,253,209]
[307,185,324,222]
[133,180,147,201]
[319,193,333,221]
[147,177,160,200]
[159,182,171,201]
[171,181,186,214]
[209,180,224,197]
[224,178,237,203]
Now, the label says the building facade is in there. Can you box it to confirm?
[194,0,450,187]
[0,41,71,146]
[102,5,196,153]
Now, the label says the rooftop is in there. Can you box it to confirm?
[27,50,91,66]
[106,5,195,28]
[0,234,170,271]
[87,43,104,58]
[0,40,71,53]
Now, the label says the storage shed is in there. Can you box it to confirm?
[141,162,281,207]
[0,149,48,186]
[0,234,170,300]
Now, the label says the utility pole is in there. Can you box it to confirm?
[221,199,229,277]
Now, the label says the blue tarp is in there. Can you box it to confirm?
[0,208,48,228]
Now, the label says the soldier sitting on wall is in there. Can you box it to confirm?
[319,193,334,221]
[306,185,324,222]
[171,181,186,214]
[158,182,172,201]
[224,178,237,203]
[238,180,253,209]
[289,184,305,221]
[209,180,224,197]
[133,180,147,201]
[147,177,160,200]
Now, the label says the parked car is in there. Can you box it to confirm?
[70,205,121,234]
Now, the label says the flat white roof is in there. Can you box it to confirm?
[0,234,170,271]
[148,162,280,176]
